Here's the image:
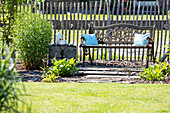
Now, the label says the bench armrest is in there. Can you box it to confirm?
[80,36,85,46]
[147,37,154,44]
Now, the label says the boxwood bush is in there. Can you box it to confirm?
[13,12,52,70]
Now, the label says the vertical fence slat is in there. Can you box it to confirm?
[65,2,68,41]
[73,2,76,45]
[153,1,156,27]
[68,2,72,44]
[54,2,57,43]
[132,0,135,25]
[163,0,169,56]
[137,1,142,61]
[140,1,145,26]
[94,1,98,60]
[50,1,52,22]
[145,2,149,27]
[129,0,132,61]
[43,1,44,19]
[124,0,129,23]
[85,2,87,34]
[121,0,124,24]
[39,2,41,16]
[76,2,80,60]
[27,1,29,13]
[111,0,116,24]
[141,1,145,61]
[121,0,124,61]
[81,2,84,34]
[128,0,132,24]
[131,0,136,61]
[155,1,160,59]
[80,2,84,61]
[31,1,33,13]
[90,1,92,23]
[58,2,61,32]
[94,1,97,26]
[46,2,48,20]
[62,2,64,35]
[135,1,141,61]
[132,0,136,61]
[114,0,120,60]
[35,0,37,13]
[149,3,153,27]
[136,2,140,26]
[159,0,165,59]
[169,0,170,61]
[149,2,153,61]
[116,0,120,23]
[23,3,25,13]
[19,2,21,13]
[102,2,107,60]
[98,0,102,60]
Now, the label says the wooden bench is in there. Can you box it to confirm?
[80,23,156,68]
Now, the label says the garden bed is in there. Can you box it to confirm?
[15,58,170,84]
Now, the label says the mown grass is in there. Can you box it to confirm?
[18,82,170,113]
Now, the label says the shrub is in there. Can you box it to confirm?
[52,58,78,77]
[41,58,78,82]
[12,12,52,70]
[0,44,20,112]
[41,67,59,82]
[140,62,170,81]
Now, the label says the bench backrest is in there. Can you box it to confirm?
[93,23,156,45]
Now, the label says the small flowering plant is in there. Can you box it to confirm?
[41,58,78,82]
[52,58,78,77]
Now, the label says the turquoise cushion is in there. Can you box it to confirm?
[82,33,99,45]
[134,33,150,46]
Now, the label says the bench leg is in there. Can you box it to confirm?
[152,46,156,63]
[88,48,93,65]
[83,48,85,67]
[146,48,149,68]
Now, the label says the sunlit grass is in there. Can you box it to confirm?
[18,82,170,113]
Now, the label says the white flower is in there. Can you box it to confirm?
[67,68,70,70]
[60,65,64,67]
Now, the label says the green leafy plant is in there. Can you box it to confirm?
[140,62,170,81]
[0,44,20,112]
[12,12,52,70]
[41,58,78,82]
[41,67,59,82]
[52,58,78,77]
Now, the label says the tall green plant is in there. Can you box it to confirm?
[0,44,20,112]
[0,0,27,46]
[13,12,52,70]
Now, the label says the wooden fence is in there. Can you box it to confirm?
[1,0,170,62]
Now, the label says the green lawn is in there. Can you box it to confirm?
[18,82,170,113]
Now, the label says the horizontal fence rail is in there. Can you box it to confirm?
[0,0,170,62]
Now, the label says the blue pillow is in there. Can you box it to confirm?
[82,33,99,45]
[134,33,150,46]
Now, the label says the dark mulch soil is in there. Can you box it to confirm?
[15,58,170,84]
